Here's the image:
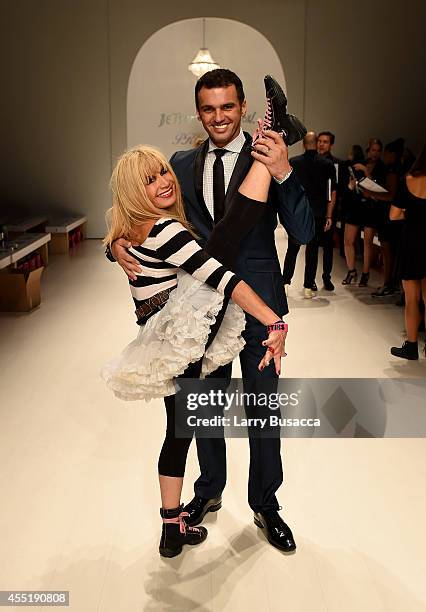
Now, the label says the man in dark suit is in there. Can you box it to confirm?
[282,131,336,299]
[317,131,346,290]
[111,69,314,552]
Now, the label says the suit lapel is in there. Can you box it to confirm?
[193,139,213,229]
[224,132,253,212]
[191,131,253,225]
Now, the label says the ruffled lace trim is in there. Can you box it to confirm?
[201,301,246,377]
[101,274,245,402]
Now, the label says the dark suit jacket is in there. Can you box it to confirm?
[322,152,348,218]
[170,132,314,318]
[289,151,337,218]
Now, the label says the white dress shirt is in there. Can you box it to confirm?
[203,130,246,218]
[202,129,292,218]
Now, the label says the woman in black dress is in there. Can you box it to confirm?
[368,139,404,297]
[342,139,387,286]
[390,144,426,360]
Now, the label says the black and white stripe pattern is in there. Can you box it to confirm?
[129,218,240,316]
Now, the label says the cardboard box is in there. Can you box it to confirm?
[0,266,44,312]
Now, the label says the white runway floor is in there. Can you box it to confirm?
[0,229,425,611]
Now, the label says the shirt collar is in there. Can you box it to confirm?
[208,129,245,154]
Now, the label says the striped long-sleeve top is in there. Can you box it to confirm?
[128,218,241,324]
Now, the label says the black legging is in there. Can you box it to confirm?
[158,192,267,477]
[158,360,202,477]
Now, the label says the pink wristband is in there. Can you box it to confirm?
[267,321,288,334]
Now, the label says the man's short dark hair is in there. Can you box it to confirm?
[318,131,335,145]
[195,69,245,109]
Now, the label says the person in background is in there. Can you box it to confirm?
[347,144,365,165]
[401,147,416,174]
[366,138,405,297]
[390,144,426,360]
[282,131,336,298]
[317,131,347,290]
[342,138,386,286]
[339,145,365,258]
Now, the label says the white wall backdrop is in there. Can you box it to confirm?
[1,1,424,237]
[127,18,286,158]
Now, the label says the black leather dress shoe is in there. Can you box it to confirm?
[183,495,222,527]
[322,275,335,291]
[254,510,296,553]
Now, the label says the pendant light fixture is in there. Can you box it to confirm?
[188,18,220,78]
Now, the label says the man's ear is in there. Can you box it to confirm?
[196,112,201,121]
[241,100,247,117]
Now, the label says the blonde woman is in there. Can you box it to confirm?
[102,130,289,557]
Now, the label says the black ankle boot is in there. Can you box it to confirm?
[262,76,306,145]
[390,340,419,361]
[159,505,208,558]
[358,272,369,287]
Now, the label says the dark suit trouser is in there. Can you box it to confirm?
[193,194,282,512]
[321,222,334,279]
[283,217,325,288]
[194,320,282,512]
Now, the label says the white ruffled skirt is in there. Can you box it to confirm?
[101,270,246,402]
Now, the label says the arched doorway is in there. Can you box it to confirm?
[127,18,286,157]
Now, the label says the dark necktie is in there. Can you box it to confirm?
[213,148,227,222]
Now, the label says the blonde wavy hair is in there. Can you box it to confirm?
[103,145,194,246]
